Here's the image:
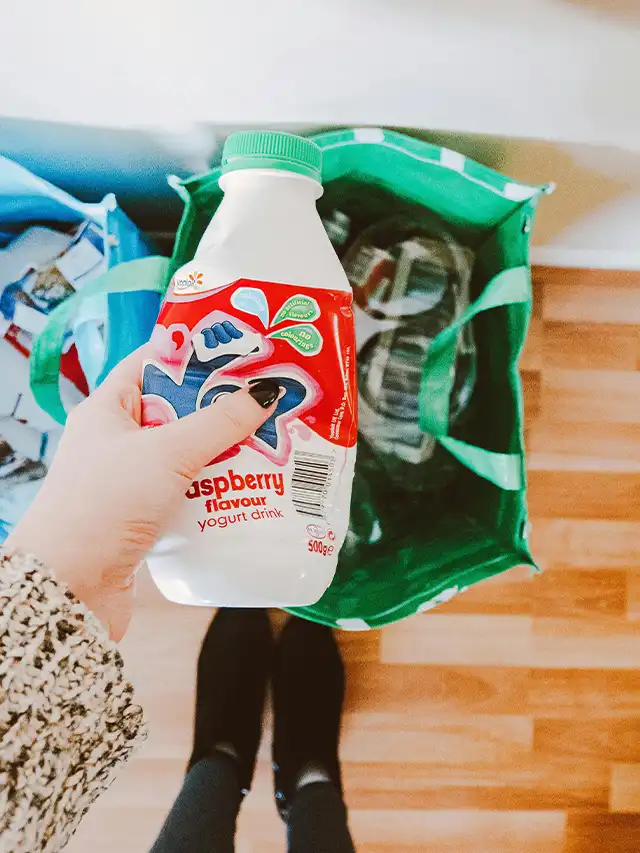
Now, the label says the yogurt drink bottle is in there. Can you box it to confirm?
[141,131,357,607]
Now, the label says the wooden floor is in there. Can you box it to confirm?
[68,267,640,853]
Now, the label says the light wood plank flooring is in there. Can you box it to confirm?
[68,267,640,853]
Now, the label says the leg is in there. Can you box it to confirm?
[272,618,355,853]
[150,609,273,853]
[150,753,241,853]
[287,782,355,853]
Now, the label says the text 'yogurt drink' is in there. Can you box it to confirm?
[141,131,357,607]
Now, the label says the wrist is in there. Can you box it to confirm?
[6,513,86,596]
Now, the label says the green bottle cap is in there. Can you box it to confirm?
[221,131,322,182]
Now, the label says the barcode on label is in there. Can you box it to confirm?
[291,451,334,518]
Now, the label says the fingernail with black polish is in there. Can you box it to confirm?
[249,379,280,408]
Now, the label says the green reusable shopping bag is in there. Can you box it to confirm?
[30,129,548,629]
[288,129,549,629]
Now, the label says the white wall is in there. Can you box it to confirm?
[1,0,639,150]
[1,0,639,267]
[499,139,640,269]
[532,191,640,269]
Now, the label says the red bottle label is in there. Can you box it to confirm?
[141,277,357,467]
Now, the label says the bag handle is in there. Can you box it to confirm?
[418,266,531,491]
[30,256,170,425]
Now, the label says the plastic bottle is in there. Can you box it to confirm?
[141,132,358,607]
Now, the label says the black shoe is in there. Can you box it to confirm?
[272,618,345,817]
[188,608,273,794]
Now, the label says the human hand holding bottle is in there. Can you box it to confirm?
[6,347,279,640]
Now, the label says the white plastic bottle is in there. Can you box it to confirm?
[141,131,357,607]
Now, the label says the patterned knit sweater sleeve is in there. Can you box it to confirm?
[0,551,146,853]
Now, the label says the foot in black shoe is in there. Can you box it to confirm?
[188,608,273,794]
[273,618,345,816]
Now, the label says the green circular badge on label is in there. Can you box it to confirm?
[272,295,320,325]
[268,324,323,356]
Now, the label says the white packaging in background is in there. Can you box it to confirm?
[0,226,70,291]
[0,339,65,543]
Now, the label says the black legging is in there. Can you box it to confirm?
[150,753,355,853]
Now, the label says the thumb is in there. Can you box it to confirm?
[150,380,280,477]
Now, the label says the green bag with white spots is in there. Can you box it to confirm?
[285,129,549,630]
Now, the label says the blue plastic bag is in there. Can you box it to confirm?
[0,156,158,539]
[0,155,159,393]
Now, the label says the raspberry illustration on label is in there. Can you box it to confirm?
[142,318,265,420]
[142,305,326,465]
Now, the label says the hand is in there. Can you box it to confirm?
[6,347,279,641]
